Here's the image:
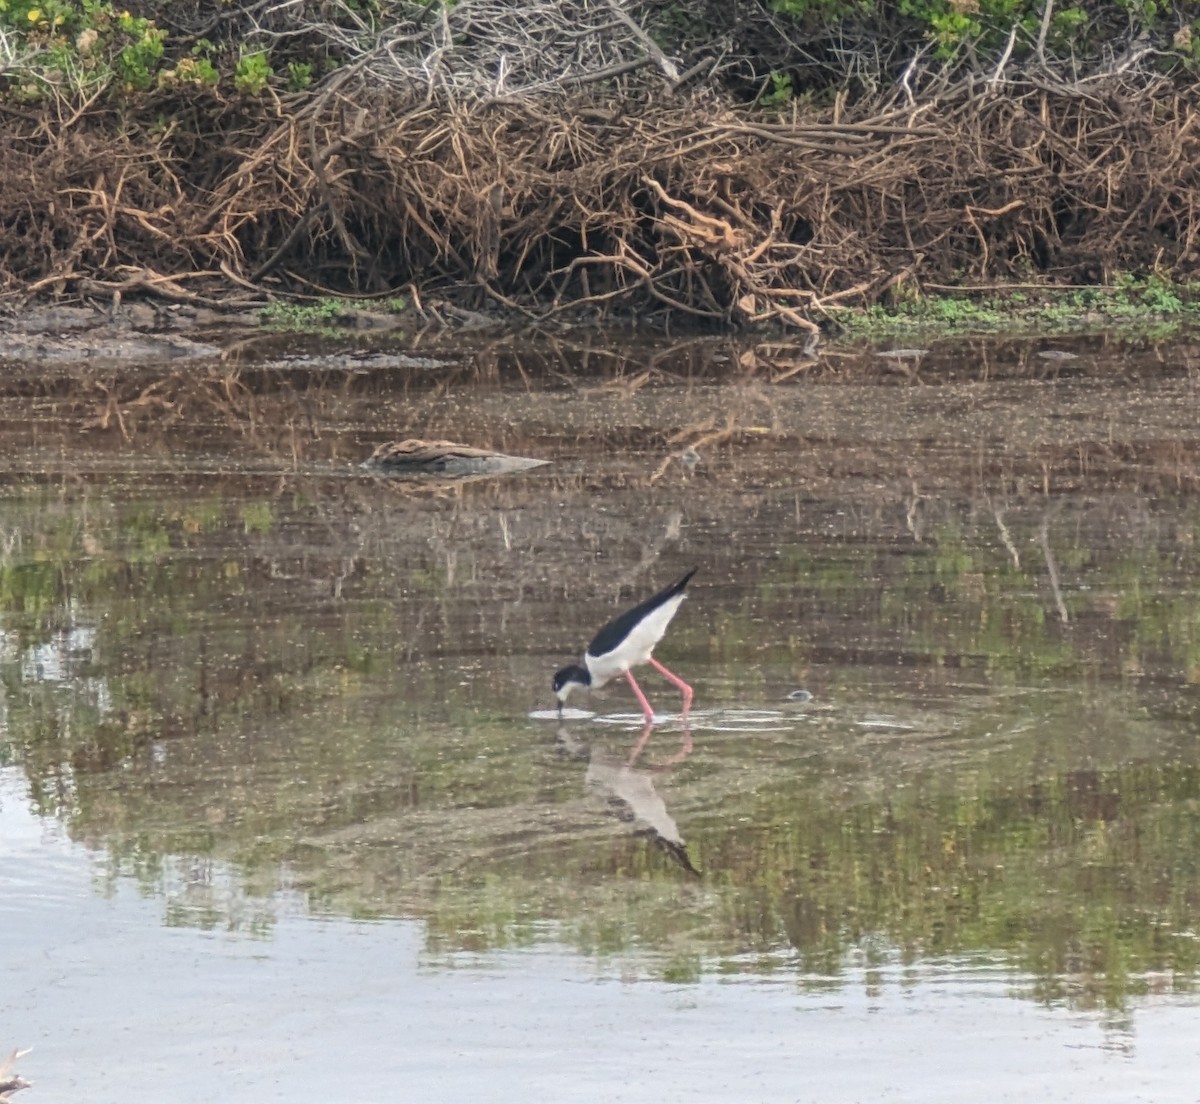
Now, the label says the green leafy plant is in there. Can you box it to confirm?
[260,299,344,332]
[285,60,313,92]
[167,55,219,86]
[157,35,219,88]
[234,49,272,95]
[1051,5,1089,37]
[0,0,171,98]
[769,0,869,20]
[114,10,165,91]
[759,71,793,108]
[1115,272,1185,314]
[260,296,408,333]
[4,0,74,32]
[834,278,1200,338]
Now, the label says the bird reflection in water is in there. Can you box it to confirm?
[557,723,701,876]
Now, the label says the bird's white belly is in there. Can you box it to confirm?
[585,649,629,688]
[584,593,684,688]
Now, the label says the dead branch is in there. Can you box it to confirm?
[3,63,1199,327]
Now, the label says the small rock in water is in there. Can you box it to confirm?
[786,688,813,702]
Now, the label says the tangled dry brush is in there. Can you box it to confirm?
[2,0,1199,324]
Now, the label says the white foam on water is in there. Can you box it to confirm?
[706,724,791,733]
[590,712,666,727]
[578,707,796,732]
[855,716,917,730]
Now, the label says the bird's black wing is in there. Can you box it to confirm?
[587,568,697,658]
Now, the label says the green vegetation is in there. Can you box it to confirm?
[0,0,312,100]
[1,1,1198,106]
[233,49,272,96]
[285,60,313,92]
[1,1,167,98]
[259,296,408,333]
[758,71,794,108]
[759,0,1200,73]
[833,277,1200,338]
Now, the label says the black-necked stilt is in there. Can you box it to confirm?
[553,568,697,723]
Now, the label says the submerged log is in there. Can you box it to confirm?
[361,438,550,477]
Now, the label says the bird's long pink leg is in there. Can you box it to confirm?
[628,721,692,768]
[626,720,654,766]
[648,658,694,718]
[624,670,657,725]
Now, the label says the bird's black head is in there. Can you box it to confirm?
[552,664,591,710]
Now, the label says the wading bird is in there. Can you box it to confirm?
[553,569,696,724]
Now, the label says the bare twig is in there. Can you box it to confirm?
[606,0,679,83]
[989,24,1020,86]
[1035,0,1055,66]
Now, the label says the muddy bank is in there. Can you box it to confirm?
[2,327,1199,496]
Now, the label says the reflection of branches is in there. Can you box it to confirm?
[1038,514,1070,623]
[650,417,726,484]
[988,497,1021,569]
[614,510,683,591]
[905,483,927,542]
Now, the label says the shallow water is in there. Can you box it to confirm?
[3,328,1200,1100]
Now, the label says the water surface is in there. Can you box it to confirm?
[3,329,1200,1100]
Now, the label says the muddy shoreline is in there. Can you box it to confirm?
[2,319,1198,499]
